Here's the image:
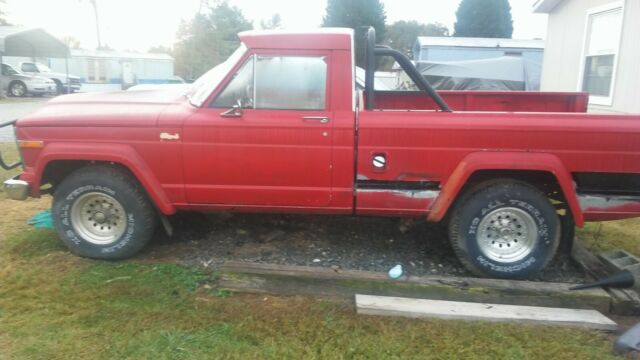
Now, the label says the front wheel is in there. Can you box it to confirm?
[52,165,157,260]
[448,180,561,279]
[9,81,27,97]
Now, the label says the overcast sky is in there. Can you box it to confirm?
[5,0,547,51]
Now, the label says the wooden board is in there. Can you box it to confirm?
[219,261,612,313]
[356,294,618,331]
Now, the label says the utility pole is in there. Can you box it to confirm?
[90,0,102,48]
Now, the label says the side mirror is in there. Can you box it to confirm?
[221,99,243,117]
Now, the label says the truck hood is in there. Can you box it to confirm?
[40,71,80,80]
[18,88,189,128]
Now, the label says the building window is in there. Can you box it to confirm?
[580,2,624,106]
[87,58,108,83]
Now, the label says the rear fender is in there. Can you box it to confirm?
[31,142,175,215]
[427,151,584,227]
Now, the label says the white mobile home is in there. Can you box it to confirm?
[6,49,176,92]
[534,0,640,113]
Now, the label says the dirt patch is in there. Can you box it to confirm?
[138,211,587,283]
[2,196,587,283]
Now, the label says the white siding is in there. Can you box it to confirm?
[541,0,640,113]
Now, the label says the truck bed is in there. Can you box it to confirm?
[370,91,589,113]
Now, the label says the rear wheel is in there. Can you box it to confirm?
[448,180,561,279]
[52,165,157,259]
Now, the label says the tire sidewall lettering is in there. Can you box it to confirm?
[462,194,557,276]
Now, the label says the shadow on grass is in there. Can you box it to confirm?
[6,228,65,259]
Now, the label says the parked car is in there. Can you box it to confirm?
[19,62,81,94]
[3,28,640,280]
[1,64,56,97]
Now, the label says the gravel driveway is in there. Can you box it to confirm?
[0,98,49,141]
[140,212,587,283]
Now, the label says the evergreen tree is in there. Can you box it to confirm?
[322,0,387,67]
[173,2,252,80]
[260,14,282,30]
[385,21,449,56]
[454,0,513,38]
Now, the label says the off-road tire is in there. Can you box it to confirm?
[52,165,157,260]
[448,180,561,279]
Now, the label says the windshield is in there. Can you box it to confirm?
[36,64,52,73]
[185,44,247,107]
[2,64,20,76]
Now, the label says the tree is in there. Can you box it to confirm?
[322,0,386,67]
[454,0,513,38]
[148,45,171,54]
[0,0,10,26]
[385,21,449,56]
[173,1,252,80]
[260,14,282,30]
[62,36,82,49]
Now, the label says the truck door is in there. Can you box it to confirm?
[183,50,333,208]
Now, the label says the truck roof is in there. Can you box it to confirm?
[238,28,353,50]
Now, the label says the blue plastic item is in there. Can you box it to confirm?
[27,209,54,229]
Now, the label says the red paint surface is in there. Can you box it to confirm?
[12,29,640,225]
[372,91,589,113]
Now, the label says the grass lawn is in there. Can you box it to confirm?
[0,143,635,359]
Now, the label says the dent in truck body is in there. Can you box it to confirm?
[579,194,640,221]
[355,188,440,216]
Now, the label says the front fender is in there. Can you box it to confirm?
[29,142,175,215]
[427,151,584,227]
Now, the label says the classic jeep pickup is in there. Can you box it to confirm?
[3,28,640,279]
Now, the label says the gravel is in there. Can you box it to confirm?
[140,212,588,283]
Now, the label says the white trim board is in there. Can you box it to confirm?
[355,294,617,331]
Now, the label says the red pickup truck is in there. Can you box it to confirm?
[3,28,640,279]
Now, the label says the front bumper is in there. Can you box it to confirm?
[3,177,29,201]
[26,82,56,95]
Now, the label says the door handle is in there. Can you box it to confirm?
[303,116,330,124]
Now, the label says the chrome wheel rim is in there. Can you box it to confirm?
[71,192,127,245]
[11,83,25,97]
[476,207,537,263]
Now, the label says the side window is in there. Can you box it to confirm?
[212,56,255,109]
[255,56,327,110]
[212,55,327,110]
[21,63,37,73]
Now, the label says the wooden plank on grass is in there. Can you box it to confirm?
[355,294,618,331]
[219,261,612,313]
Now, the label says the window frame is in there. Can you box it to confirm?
[86,58,108,84]
[208,49,332,112]
[577,1,625,107]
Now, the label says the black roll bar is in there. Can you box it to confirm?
[364,28,451,112]
[0,119,22,171]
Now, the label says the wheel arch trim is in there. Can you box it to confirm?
[427,151,584,227]
[33,142,176,215]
